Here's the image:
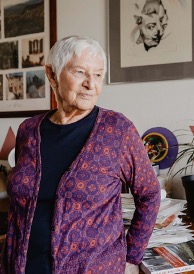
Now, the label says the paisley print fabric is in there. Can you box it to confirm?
[0,107,160,274]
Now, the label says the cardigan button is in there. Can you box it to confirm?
[51,226,55,231]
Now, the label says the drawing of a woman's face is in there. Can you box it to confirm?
[134,0,168,51]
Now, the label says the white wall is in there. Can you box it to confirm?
[0,0,193,198]
[56,0,194,198]
[57,0,194,133]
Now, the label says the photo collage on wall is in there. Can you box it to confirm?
[0,0,50,114]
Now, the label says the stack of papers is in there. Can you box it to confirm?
[121,191,194,248]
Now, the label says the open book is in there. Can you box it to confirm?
[140,240,194,274]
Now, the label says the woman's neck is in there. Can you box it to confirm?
[49,107,94,125]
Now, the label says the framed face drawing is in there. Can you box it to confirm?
[108,0,193,84]
[0,0,56,117]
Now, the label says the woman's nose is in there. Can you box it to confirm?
[83,75,95,90]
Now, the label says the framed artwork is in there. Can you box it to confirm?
[0,0,56,118]
[108,0,193,84]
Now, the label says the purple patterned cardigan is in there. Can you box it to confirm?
[0,107,160,274]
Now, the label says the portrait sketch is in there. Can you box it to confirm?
[120,0,192,68]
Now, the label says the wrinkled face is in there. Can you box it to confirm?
[56,49,104,111]
[136,4,168,50]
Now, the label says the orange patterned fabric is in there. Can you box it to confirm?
[0,108,160,274]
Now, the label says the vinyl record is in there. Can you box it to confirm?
[142,127,178,169]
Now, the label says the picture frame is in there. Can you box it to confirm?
[0,0,57,118]
[108,0,194,84]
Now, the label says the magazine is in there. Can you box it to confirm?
[140,240,194,274]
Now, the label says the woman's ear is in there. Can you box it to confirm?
[45,65,57,89]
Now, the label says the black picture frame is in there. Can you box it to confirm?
[108,0,194,84]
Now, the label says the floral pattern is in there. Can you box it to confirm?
[0,107,160,274]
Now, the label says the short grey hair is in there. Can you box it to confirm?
[46,35,107,80]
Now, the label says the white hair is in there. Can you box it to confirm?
[46,35,107,80]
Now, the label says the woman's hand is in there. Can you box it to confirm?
[125,262,139,274]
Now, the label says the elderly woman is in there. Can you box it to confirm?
[0,36,160,274]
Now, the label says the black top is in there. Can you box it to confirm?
[25,106,99,274]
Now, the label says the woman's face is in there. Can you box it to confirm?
[135,3,168,51]
[141,14,162,47]
[56,49,104,112]
[142,4,168,48]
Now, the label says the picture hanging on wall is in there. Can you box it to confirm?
[0,0,56,118]
[108,0,193,84]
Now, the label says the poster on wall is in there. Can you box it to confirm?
[108,0,194,84]
[0,0,56,117]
